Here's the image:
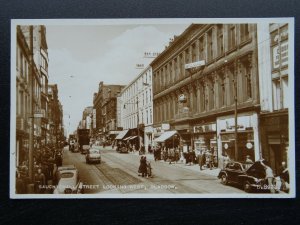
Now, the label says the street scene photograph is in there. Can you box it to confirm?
[10,18,295,198]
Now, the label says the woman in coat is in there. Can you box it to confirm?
[140,156,147,177]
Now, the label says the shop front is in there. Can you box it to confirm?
[260,111,289,175]
[16,131,29,167]
[144,126,153,151]
[173,124,192,153]
[193,123,218,167]
[154,130,179,148]
[217,113,260,168]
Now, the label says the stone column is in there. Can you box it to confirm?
[182,51,186,77]
[212,72,218,109]
[188,84,194,113]
[196,80,201,114]
[204,33,208,63]
[195,39,200,61]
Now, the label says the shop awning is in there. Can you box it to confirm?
[123,136,132,141]
[154,131,177,142]
[109,130,121,135]
[115,130,129,140]
[123,136,138,141]
[129,136,137,140]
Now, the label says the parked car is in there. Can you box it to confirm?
[53,167,84,194]
[218,159,275,193]
[54,165,76,185]
[86,148,101,164]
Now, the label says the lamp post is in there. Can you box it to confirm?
[28,25,34,182]
[233,62,238,161]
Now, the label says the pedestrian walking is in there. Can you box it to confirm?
[189,149,195,165]
[146,159,152,177]
[262,162,275,193]
[16,172,26,194]
[138,156,144,176]
[206,150,213,170]
[199,150,206,170]
[278,161,289,192]
[244,155,254,170]
[34,168,46,193]
[138,156,147,177]
[223,153,230,169]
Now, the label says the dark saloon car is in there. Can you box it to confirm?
[218,160,275,193]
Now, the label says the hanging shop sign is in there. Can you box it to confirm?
[271,25,288,70]
[185,60,205,70]
[193,123,216,133]
[246,142,253,149]
[219,115,254,132]
[162,123,170,131]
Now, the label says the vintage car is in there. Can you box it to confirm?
[54,165,76,185]
[218,159,276,193]
[86,148,101,164]
[81,145,90,154]
[53,167,84,194]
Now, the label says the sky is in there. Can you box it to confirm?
[46,22,189,135]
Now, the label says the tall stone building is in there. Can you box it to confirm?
[93,82,125,140]
[151,24,260,167]
[257,23,290,174]
[20,25,49,146]
[48,84,64,148]
[119,66,153,150]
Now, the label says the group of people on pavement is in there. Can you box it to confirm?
[197,149,215,170]
[153,145,181,163]
[16,145,64,194]
[263,160,290,193]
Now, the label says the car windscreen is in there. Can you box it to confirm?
[89,150,99,154]
[60,172,75,178]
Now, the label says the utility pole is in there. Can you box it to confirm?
[29,25,34,182]
[136,97,140,150]
[234,60,238,161]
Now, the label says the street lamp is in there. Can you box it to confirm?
[233,62,238,161]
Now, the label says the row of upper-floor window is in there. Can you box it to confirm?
[122,89,152,111]
[122,69,152,99]
[122,107,153,128]
[17,44,49,96]
[17,44,29,83]
[153,24,252,94]
[153,60,254,123]
[17,80,42,118]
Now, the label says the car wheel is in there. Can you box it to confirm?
[244,181,252,193]
[220,174,228,185]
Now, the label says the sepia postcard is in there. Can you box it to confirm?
[10,18,295,198]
